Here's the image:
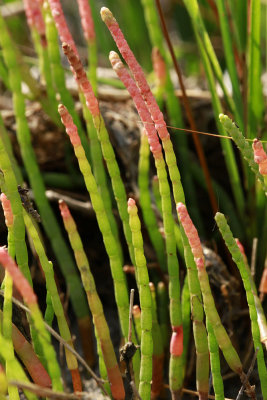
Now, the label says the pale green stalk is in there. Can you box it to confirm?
[138,130,166,272]
[0,117,30,284]
[149,282,164,399]
[181,275,190,376]
[23,211,80,381]
[215,213,267,399]
[128,198,153,400]
[59,200,124,400]
[157,282,169,349]
[206,318,224,400]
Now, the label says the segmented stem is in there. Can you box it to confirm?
[23,211,82,392]
[215,213,267,398]
[220,114,267,192]
[138,129,166,272]
[206,318,224,400]
[59,200,124,400]
[177,203,243,375]
[128,198,153,399]
[149,282,164,399]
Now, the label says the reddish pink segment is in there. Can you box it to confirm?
[58,200,71,220]
[127,197,135,209]
[176,202,204,268]
[0,193,13,227]
[48,0,78,55]
[109,51,162,157]
[253,139,267,176]
[101,8,170,141]
[170,325,183,357]
[58,104,81,147]
[77,0,95,42]
[62,43,99,117]
[12,322,52,387]
[23,0,46,44]
[0,247,36,305]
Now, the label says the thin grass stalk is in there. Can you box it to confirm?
[247,0,263,139]
[62,42,135,265]
[182,0,242,129]
[227,0,247,53]
[58,104,140,378]
[0,193,19,400]
[149,282,164,400]
[177,203,256,397]
[76,0,98,94]
[235,239,267,350]
[0,248,62,391]
[109,51,183,398]
[181,275,191,377]
[206,318,224,400]
[23,211,82,392]
[59,200,124,400]
[157,281,169,350]
[215,0,243,123]
[215,212,267,399]
[138,130,167,272]
[102,16,210,396]
[0,11,90,328]
[128,198,153,400]
[192,32,245,215]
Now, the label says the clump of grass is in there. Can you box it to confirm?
[0,1,266,400]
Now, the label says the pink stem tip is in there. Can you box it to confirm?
[0,247,36,305]
[253,139,267,176]
[0,193,13,228]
